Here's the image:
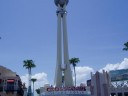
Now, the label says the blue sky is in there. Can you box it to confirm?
[0,0,128,87]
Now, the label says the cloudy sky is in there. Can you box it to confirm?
[0,0,128,95]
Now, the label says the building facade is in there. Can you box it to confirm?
[91,70,110,96]
[90,70,128,96]
[0,66,24,96]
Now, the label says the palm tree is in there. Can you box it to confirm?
[23,60,36,96]
[31,78,37,96]
[123,42,128,51]
[69,57,80,87]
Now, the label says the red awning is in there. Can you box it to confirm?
[7,80,14,82]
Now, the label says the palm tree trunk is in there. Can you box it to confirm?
[28,68,32,96]
[74,66,76,87]
[28,68,31,87]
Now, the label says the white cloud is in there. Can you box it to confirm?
[20,74,29,87]
[73,66,94,85]
[21,67,94,91]
[74,58,128,85]
[99,58,128,72]
[32,72,48,82]
[20,58,128,94]
[20,72,49,95]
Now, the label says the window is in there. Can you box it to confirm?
[0,79,3,92]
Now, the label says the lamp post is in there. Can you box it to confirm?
[31,78,37,96]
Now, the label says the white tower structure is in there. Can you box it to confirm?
[54,0,73,87]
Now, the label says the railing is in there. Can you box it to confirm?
[6,85,14,91]
[4,85,18,91]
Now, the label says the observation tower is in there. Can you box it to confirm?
[54,0,73,87]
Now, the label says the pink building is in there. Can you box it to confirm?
[0,66,24,96]
[91,70,110,96]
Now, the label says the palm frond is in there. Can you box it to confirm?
[123,42,128,51]
[23,60,36,69]
[69,57,80,67]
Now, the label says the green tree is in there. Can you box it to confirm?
[69,57,80,86]
[23,60,36,96]
[123,42,128,51]
[36,88,40,95]
[31,78,37,96]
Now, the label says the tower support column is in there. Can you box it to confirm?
[54,0,73,87]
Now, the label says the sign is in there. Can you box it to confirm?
[46,86,86,92]
[41,86,89,96]
[109,69,128,81]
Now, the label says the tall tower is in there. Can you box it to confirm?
[54,0,73,87]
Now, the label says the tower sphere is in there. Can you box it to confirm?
[54,0,69,7]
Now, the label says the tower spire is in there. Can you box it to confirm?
[54,0,73,87]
